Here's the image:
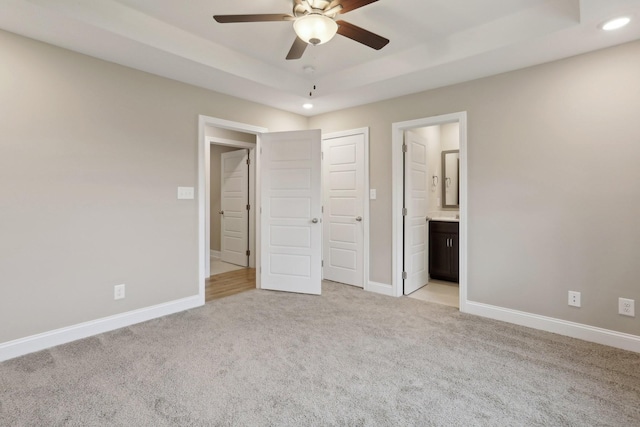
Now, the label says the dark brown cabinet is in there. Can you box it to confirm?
[429,220,459,282]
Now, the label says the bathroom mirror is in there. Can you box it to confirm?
[442,150,460,208]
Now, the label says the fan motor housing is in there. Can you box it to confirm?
[294,0,334,17]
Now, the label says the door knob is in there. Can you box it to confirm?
[218,210,224,215]
[311,218,319,223]
[355,216,362,222]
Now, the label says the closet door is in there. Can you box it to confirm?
[221,149,249,267]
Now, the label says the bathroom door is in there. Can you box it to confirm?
[403,131,430,295]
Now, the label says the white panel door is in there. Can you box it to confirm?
[260,130,322,295]
[322,133,365,287]
[404,131,430,295]
[221,149,249,267]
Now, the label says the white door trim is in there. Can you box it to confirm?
[321,128,370,291]
[198,116,267,304]
[391,112,468,312]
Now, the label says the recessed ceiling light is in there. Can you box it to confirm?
[303,103,313,110]
[601,17,631,31]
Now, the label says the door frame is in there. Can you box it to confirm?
[198,115,267,304]
[321,128,370,290]
[391,112,468,312]
[206,138,256,276]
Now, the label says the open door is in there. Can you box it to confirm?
[260,130,322,295]
[404,131,430,295]
[220,149,249,267]
[322,132,365,288]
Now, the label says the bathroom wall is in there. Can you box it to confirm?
[414,124,460,217]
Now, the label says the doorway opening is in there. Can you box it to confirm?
[207,133,256,301]
[198,116,325,302]
[391,112,467,311]
[198,116,267,303]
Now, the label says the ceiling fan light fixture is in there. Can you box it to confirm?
[294,13,338,45]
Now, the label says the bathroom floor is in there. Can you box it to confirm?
[407,280,459,308]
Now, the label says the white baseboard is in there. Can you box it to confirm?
[0,295,202,362]
[366,281,394,297]
[465,301,640,353]
[210,250,221,259]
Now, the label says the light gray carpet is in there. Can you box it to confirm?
[1,282,639,426]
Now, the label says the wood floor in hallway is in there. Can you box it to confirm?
[205,268,256,302]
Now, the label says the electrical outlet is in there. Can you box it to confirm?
[618,298,635,317]
[114,284,125,300]
[568,291,581,307]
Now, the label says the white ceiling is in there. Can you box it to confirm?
[1,0,640,115]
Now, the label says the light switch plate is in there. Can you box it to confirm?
[177,186,194,200]
[370,189,377,200]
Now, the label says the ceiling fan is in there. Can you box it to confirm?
[213,0,389,60]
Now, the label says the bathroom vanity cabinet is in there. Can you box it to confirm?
[429,220,459,282]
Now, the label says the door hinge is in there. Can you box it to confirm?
[246,204,250,211]
[321,206,324,213]
[246,158,250,165]
[402,208,408,216]
[321,152,324,160]
[246,250,250,256]
[402,143,407,153]
[321,260,324,267]
[402,271,408,280]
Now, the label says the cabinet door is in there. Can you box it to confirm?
[429,221,459,282]
[450,231,459,282]
[429,227,451,280]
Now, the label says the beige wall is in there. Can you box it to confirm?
[311,40,640,336]
[205,126,257,143]
[0,29,306,343]
[210,145,241,252]
[2,27,639,345]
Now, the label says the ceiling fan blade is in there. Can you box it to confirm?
[336,20,389,50]
[286,37,308,60]
[328,0,379,14]
[213,14,294,23]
